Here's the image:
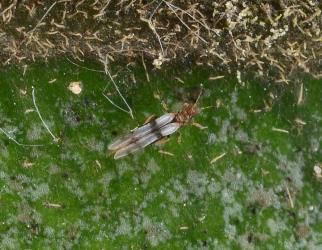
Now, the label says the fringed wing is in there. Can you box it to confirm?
[108,113,175,151]
[114,122,181,159]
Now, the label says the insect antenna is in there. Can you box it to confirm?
[193,83,203,108]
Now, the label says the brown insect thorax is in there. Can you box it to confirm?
[174,103,198,124]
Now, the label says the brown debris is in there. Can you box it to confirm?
[0,1,321,83]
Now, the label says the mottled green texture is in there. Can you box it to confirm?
[0,61,321,249]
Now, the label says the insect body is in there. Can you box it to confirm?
[108,103,198,159]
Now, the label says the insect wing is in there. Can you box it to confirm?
[114,122,181,159]
[108,113,175,151]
